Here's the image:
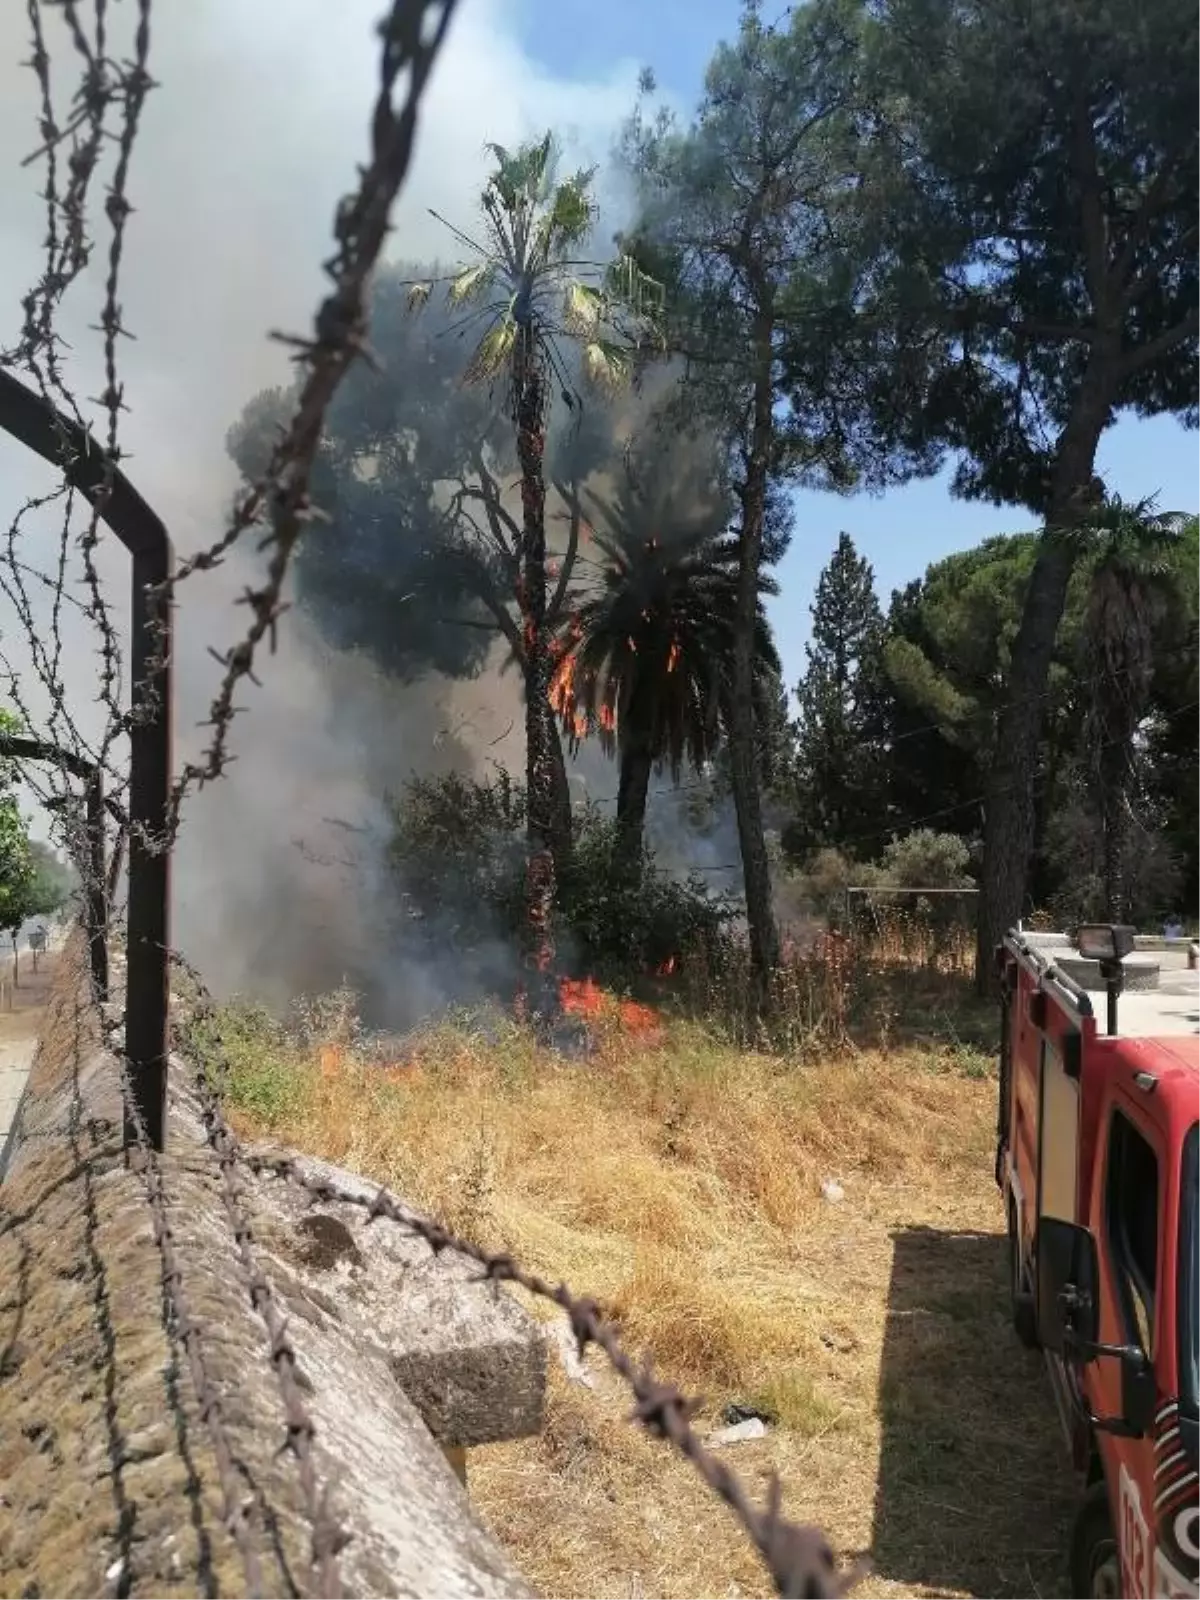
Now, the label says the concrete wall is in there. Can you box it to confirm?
[0,936,545,1598]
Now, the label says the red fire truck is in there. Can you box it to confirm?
[997,924,1198,1598]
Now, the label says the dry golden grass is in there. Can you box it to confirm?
[209,998,1077,1599]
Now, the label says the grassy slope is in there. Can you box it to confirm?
[211,999,1077,1599]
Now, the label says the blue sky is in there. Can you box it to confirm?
[514,0,1199,692]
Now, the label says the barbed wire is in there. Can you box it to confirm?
[0,0,154,889]
[158,0,460,842]
[169,951,858,1600]
[183,1046,349,1596]
[119,1052,268,1597]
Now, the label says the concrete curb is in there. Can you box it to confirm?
[0,935,543,1598]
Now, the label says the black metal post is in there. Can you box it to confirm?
[125,547,172,1151]
[0,369,174,1151]
[84,770,109,1003]
[1099,958,1123,1036]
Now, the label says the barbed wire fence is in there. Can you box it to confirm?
[0,3,855,1597]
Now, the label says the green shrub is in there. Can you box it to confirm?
[385,770,734,991]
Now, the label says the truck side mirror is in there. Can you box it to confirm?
[1036,1215,1100,1353]
[1119,1347,1156,1436]
[1036,1217,1157,1440]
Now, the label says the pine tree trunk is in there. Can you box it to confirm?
[729,310,781,1004]
[1095,646,1139,925]
[514,326,557,1023]
[615,742,653,876]
[975,371,1112,993]
[1100,752,1129,923]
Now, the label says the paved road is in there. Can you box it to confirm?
[0,953,59,1179]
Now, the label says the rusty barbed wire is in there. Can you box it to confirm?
[117,1051,268,1598]
[0,0,157,891]
[171,952,858,1600]
[158,0,460,841]
[185,1070,349,1597]
[99,966,345,1599]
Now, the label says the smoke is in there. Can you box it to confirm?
[0,1,666,1005]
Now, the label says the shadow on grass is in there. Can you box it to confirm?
[871,1226,1075,1598]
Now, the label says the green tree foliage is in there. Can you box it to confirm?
[228,272,513,683]
[226,262,614,870]
[1077,498,1191,920]
[882,534,1054,848]
[877,515,1198,923]
[0,711,37,962]
[620,0,866,996]
[795,0,1199,984]
[25,840,73,920]
[411,136,663,1003]
[386,770,733,990]
[785,533,890,860]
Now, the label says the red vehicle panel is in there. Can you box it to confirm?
[997,930,1199,1599]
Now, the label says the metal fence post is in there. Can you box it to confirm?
[0,369,174,1151]
[125,545,173,1151]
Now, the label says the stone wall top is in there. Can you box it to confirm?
[0,935,543,1599]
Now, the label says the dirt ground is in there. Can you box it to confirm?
[0,952,56,1047]
[216,1003,1082,1599]
[468,1176,1079,1599]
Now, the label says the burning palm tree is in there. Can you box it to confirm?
[551,457,781,876]
[412,135,663,1017]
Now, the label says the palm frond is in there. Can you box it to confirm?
[582,339,634,393]
[464,314,517,384]
[562,281,604,336]
[447,262,496,306]
[604,253,666,322]
[538,172,597,256]
[487,133,554,212]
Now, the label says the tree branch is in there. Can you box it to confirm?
[1119,307,1199,377]
[1113,130,1200,298]
[1071,95,1112,322]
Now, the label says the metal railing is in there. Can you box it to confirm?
[0,368,173,1150]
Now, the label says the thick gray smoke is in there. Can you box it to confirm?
[0,2,663,1008]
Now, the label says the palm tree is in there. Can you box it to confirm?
[1080,496,1188,922]
[411,136,663,1012]
[551,453,782,875]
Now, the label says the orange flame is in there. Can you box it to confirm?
[549,653,576,715]
[667,639,680,673]
[382,1058,420,1086]
[558,977,663,1041]
[619,999,660,1037]
[560,976,604,1017]
[599,704,616,733]
[319,1043,345,1080]
[655,955,678,976]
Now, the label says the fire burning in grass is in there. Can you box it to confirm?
[559,976,662,1041]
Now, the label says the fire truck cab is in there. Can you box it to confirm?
[997,925,1199,1598]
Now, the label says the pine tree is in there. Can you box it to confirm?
[787,534,890,859]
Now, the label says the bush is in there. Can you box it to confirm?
[879,829,973,890]
[385,770,734,993]
[782,846,877,926]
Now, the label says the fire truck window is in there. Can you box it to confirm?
[1105,1110,1159,1355]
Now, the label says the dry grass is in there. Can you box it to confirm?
[207,995,1076,1599]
